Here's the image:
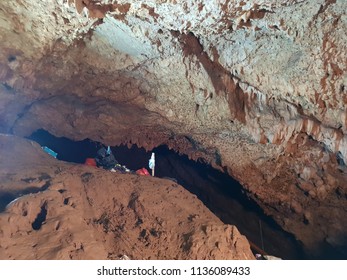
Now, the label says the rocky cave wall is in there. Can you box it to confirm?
[0,0,346,256]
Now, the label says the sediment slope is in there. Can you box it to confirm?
[0,135,254,260]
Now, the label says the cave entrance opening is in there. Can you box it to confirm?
[27,129,307,260]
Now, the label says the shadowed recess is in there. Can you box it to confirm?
[0,181,51,213]
[31,202,48,231]
[27,129,313,259]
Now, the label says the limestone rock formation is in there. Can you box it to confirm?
[0,135,254,260]
[0,0,346,257]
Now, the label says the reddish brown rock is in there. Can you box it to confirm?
[0,135,254,260]
[0,0,346,257]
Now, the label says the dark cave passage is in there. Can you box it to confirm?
[25,129,323,259]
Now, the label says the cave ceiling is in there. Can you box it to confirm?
[0,0,346,254]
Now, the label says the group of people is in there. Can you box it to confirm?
[85,146,151,176]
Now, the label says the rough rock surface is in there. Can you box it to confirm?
[0,0,346,256]
[0,135,254,260]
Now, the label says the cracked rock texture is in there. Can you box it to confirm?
[0,0,346,257]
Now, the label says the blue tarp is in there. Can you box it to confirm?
[42,146,58,158]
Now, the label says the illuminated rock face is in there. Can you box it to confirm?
[0,135,255,260]
[0,0,346,256]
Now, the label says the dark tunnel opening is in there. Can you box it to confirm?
[22,129,345,260]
